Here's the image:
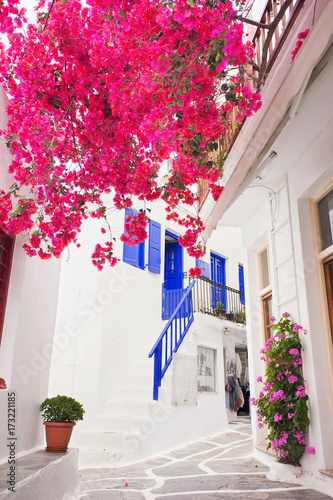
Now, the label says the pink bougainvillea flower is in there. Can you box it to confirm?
[274,413,282,422]
[288,375,298,384]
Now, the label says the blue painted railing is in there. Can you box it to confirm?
[149,280,195,401]
[162,287,187,320]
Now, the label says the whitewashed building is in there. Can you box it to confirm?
[203,0,333,478]
[47,187,248,467]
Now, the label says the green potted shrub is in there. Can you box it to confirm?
[40,395,85,453]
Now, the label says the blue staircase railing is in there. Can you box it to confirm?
[162,286,187,320]
[149,280,195,401]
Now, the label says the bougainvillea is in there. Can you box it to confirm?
[291,29,310,63]
[0,0,262,269]
[253,313,314,465]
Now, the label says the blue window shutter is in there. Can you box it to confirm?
[239,264,245,305]
[148,220,161,274]
[195,259,209,278]
[123,209,145,269]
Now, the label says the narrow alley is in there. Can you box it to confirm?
[78,418,333,499]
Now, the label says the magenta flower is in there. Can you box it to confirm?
[277,333,286,339]
[280,449,289,458]
[274,413,282,422]
[288,375,298,384]
[288,413,295,419]
[282,312,290,317]
[292,358,302,366]
[276,372,284,381]
[289,348,299,355]
[263,382,273,392]
[278,431,288,446]
[257,376,262,383]
[293,324,302,332]
[271,439,278,450]
[249,397,256,406]
[269,315,276,322]
[295,385,307,397]
[305,447,316,455]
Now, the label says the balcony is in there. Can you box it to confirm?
[198,0,305,210]
[190,275,246,324]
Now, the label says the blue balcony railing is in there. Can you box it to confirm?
[190,276,245,323]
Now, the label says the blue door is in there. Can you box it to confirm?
[162,233,183,319]
[211,253,226,310]
[164,239,183,290]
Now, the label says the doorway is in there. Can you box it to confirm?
[211,253,226,310]
[162,231,183,319]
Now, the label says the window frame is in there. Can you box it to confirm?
[122,209,145,270]
[262,291,274,341]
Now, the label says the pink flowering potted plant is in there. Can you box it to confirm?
[253,313,315,465]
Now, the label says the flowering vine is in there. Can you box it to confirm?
[0,0,265,269]
[253,313,315,465]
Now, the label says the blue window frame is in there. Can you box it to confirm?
[210,253,226,310]
[195,259,210,278]
[123,209,145,269]
[148,220,161,274]
[239,264,245,305]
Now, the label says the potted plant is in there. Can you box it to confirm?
[40,395,85,453]
[234,310,246,324]
[213,301,226,318]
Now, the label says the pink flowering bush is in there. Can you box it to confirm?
[0,0,262,270]
[255,314,314,465]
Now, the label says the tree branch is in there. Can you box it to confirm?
[43,0,56,32]
[235,15,270,30]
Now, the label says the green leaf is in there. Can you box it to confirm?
[186,0,195,6]
[177,99,184,107]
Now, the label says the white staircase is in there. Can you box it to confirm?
[75,355,174,468]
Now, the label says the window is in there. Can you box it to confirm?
[260,248,270,289]
[262,291,274,340]
[0,230,14,345]
[324,257,333,343]
[238,264,245,305]
[122,209,145,269]
[318,189,333,251]
[259,245,273,341]
[318,187,333,342]
[148,220,161,274]
[195,259,209,278]
[197,346,216,392]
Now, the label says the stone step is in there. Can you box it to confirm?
[75,429,128,449]
[124,373,153,387]
[105,399,151,417]
[93,413,142,432]
[115,384,153,401]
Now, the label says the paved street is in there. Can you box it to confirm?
[78,418,333,499]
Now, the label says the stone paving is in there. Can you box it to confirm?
[78,418,333,500]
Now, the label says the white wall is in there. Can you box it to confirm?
[238,53,333,471]
[47,189,246,458]
[0,87,62,462]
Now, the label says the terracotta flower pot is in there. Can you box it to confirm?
[43,422,76,452]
